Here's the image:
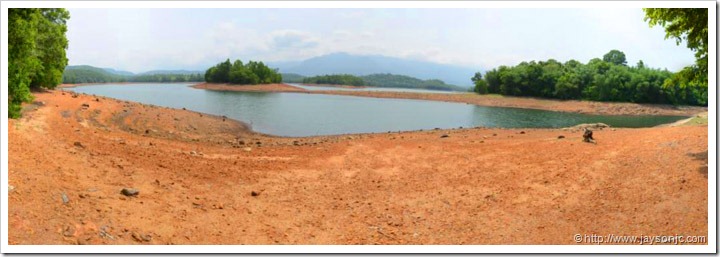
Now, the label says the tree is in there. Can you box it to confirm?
[602,49,627,66]
[644,8,707,105]
[8,8,70,118]
[30,9,70,89]
[471,72,488,94]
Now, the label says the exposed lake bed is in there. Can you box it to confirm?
[8,88,708,244]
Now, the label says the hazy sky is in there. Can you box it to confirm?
[66,8,696,73]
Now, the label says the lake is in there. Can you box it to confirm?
[67,83,687,137]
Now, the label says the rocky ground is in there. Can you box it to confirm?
[7,89,708,245]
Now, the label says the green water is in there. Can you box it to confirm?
[67,83,687,137]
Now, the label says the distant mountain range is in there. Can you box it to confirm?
[269,52,479,88]
[93,66,204,76]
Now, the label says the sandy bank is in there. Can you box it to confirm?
[191,83,307,92]
[8,89,708,245]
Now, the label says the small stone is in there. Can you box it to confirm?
[63,225,75,237]
[293,141,300,146]
[73,142,85,148]
[557,135,565,139]
[8,185,15,192]
[242,147,252,152]
[251,191,259,197]
[81,103,90,109]
[141,234,152,242]
[189,151,197,155]
[519,131,526,134]
[440,134,449,138]
[121,188,139,197]
[61,192,70,204]
[492,133,497,136]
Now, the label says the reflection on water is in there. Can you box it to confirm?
[68,83,687,137]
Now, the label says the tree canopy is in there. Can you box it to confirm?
[204,59,281,85]
[472,50,705,106]
[644,8,708,102]
[9,8,70,118]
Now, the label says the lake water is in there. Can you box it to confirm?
[286,83,461,94]
[67,83,687,137]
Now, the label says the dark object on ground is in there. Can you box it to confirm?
[558,135,565,139]
[73,142,85,148]
[583,129,595,143]
[81,103,90,109]
[121,188,140,197]
[440,134,449,138]
[520,131,525,134]
[251,191,259,197]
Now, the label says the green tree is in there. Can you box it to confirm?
[471,72,488,94]
[8,8,70,118]
[30,9,70,89]
[644,8,708,105]
[602,49,627,66]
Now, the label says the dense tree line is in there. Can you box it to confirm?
[362,73,465,91]
[205,59,281,84]
[62,66,203,84]
[472,50,706,106]
[9,8,70,118]
[302,74,365,86]
[302,73,465,91]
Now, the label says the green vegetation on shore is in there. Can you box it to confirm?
[9,8,70,118]
[471,8,707,107]
[301,73,465,91]
[302,74,365,86]
[205,59,281,85]
[62,65,204,84]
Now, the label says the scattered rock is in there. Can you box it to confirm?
[251,191,260,197]
[145,129,150,134]
[557,135,565,139]
[131,232,151,242]
[293,141,300,146]
[242,147,252,152]
[94,98,100,102]
[63,225,75,237]
[120,188,140,197]
[81,103,90,109]
[33,101,46,106]
[8,185,15,192]
[189,150,197,155]
[440,134,449,138]
[73,142,85,148]
[492,133,497,136]
[519,131,526,134]
[61,192,70,204]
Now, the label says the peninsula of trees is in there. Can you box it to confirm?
[300,73,466,91]
[471,49,705,105]
[471,8,708,107]
[204,59,282,84]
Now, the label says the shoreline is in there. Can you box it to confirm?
[189,82,706,116]
[8,89,708,244]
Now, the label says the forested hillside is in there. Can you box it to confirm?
[62,65,204,84]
